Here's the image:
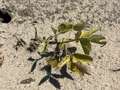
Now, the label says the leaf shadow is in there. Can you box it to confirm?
[60,65,74,80]
[49,77,61,89]
[38,75,49,85]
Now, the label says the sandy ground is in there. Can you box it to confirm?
[0,0,120,90]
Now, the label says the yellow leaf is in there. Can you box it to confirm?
[57,56,70,68]
[47,59,58,68]
[69,62,81,75]
[72,53,92,64]
[37,41,48,53]
[80,28,97,38]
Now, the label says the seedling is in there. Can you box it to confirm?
[13,21,106,89]
[26,21,106,89]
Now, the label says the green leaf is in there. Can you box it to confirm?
[80,38,91,55]
[72,53,93,64]
[80,28,97,38]
[39,75,49,85]
[58,23,73,33]
[90,35,106,46]
[57,56,70,68]
[73,22,85,31]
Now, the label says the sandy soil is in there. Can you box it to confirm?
[0,0,120,90]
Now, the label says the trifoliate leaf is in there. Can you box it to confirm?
[90,35,106,46]
[73,22,85,31]
[80,28,97,38]
[72,53,93,64]
[57,56,70,68]
[58,23,73,33]
[80,38,91,55]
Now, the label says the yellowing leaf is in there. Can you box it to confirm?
[73,22,85,31]
[57,56,70,68]
[80,28,97,38]
[72,53,93,64]
[58,23,73,33]
[90,35,106,46]
[37,41,48,53]
[68,62,84,75]
[67,58,80,75]
[47,59,58,68]
[70,63,81,75]
[80,38,91,55]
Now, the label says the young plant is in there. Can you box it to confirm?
[27,22,106,89]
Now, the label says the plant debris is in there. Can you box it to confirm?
[20,78,35,84]
[0,56,4,67]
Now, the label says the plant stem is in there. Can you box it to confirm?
[60,39,77,43]
[49,38,81,44]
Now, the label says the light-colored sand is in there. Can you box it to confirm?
[0,0,120,90]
